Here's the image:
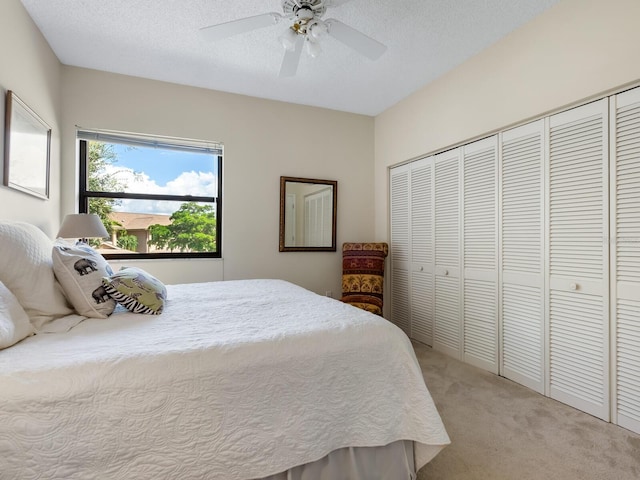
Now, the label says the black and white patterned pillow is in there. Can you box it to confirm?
[52,240,116,318]
[102,267,167,315]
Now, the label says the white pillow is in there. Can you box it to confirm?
[0,221,74,330]
[0,281,34,349]
[53,240,116,318]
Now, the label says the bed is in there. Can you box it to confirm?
[0,221,449,479]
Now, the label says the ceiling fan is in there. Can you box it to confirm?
[199,0,387,77]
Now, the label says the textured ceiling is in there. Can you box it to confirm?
[21,0,560,116]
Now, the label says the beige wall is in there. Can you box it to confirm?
[374,0,640,240]
[60,68,374,294]
[0,0,62,236]
[11,0,636,300]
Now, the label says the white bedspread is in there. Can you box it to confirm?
[0,279,449,479]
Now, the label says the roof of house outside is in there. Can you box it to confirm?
[109,212,172,231]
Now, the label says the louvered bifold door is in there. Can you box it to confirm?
[611,87,640,435]
[500,120,546,394]
[462,136,499,373]
[390,165,411,335]
[434,148,462,359]
[547,99,610,421]
[410,158,435,346]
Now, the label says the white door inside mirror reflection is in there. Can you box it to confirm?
[303,187,333,247]
[284,182,333,248]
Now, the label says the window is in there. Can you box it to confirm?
[78,129,222,259]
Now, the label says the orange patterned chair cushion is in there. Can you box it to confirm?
[340,243,388,316]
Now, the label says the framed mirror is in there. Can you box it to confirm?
[279,176,337,252]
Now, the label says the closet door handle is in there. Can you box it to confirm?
[570,283,578,291]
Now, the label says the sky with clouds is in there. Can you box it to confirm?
[105,146,218,215]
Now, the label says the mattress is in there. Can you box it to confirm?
[0,279,449,479]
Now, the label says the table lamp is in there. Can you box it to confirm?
[57,213,109,244]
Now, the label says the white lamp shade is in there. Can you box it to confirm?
[57,214,109,240]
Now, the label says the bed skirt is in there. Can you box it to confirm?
[257,440,442,480]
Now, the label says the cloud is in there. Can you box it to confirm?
[165,171,217,196]
[104,165,217,215]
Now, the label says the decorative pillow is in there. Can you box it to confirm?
[0,221,74,330]
[0,281,34,349]
[102,267,167,314]
[52,240,116,318]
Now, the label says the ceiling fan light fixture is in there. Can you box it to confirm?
[308,20,328,41]
[305,37,322,58]
[279,26,299,51]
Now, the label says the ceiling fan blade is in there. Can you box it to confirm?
[279,36,304,77]
[325,18,387,61]
[200,13,283,42]
[323,0,354,7]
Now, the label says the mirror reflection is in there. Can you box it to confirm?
[279,176,337,252]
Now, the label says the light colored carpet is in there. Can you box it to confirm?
[413,342,640,480]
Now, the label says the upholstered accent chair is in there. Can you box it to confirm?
[340,242,389,316]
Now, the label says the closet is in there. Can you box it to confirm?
[389,86,640,434]
[461,138,498,374]
[410,158,435,346]
[433,148,461,358]
[547,99,609,421]
[389,157,438,345]
[611,87,640,434]
[500,120,545,394]
[390,164,410,337]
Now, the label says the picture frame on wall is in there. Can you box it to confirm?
[3,90,51,200]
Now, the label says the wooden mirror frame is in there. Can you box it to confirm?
[279,176,337,252]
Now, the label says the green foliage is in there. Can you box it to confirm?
[87,142,126,236]
[117,234,138,251]
[148,202,216,253]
